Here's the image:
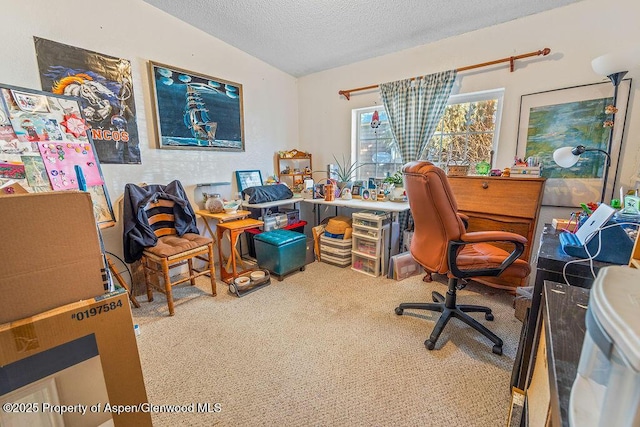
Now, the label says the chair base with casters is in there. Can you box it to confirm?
[141,233,216,316]
[395,277,503,355]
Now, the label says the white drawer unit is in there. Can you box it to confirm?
[351,211,390,277]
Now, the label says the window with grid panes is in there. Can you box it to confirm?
[352,89,504,178]
[352,107,402,182]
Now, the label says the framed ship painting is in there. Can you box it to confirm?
[148,61,244,151]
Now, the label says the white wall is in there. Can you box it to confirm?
[298,0,640,259]
[2,0,639,274]
[0,0,299,258]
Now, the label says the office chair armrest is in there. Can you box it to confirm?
[457,213,469,229]
[459,231,527,245]
[448,231,527,278]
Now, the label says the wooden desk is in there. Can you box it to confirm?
[216,218,264,283]
[448,175,545,290]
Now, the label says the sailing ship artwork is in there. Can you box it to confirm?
[150,62,244,151]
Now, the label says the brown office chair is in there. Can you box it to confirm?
[395,161,531,354]
[123,181,216,316]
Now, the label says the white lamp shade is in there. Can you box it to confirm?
[592,48,640,76]
[553,146,580,168]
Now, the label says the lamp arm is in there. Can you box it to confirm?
[584,148,611,166]
[572,145,611,166]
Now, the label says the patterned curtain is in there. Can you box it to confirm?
[379,70,457,252]
[380,70,457,163]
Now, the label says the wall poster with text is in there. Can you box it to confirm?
[34,37,141,164]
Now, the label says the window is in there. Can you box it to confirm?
[352,107,402,181]
[352,89,504,178]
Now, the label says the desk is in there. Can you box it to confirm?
[303,198,409,225]
[216,218,264,283]
[304,198,410,272]
[243,197,302,218]
[525,281,589,427]
[511,224,613,390]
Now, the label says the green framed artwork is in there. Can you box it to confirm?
[516,80,631,207]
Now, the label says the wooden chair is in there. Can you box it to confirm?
[141,197,216,316]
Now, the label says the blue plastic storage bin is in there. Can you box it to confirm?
[254,229,307,280]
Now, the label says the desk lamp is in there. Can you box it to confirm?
[552,145,611,169]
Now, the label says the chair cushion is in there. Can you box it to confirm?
[143,233,212,259]
[456,242,531,278]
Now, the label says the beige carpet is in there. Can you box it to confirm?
[133,261,521,426]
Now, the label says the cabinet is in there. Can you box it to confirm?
[277,149,312,192]
[447,176,545,290]
[351,211,390,277]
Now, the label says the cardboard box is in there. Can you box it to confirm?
[0,191,107,324]
[551,218,578,232]
[0,181,28,196]
[0,290,151,426]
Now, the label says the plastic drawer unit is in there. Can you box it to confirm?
[254,229,307,280]
[351,211,390,277]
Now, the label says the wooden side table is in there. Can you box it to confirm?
[216,218,264,283]
[196,209,252,276]
[196,209,252,238]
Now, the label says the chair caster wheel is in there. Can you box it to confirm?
[492,345,503,355]
[432,296,438,302]
[485,313,494,321]
[395,307,403,315]
[425,339,435,350]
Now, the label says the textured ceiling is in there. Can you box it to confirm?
[143,0,581,77]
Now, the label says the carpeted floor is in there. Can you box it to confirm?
[133,261,521,426]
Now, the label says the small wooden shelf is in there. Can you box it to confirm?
[276,149,312,192]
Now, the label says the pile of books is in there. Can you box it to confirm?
[510,165,541,177]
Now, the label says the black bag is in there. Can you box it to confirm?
[242,184,293,204]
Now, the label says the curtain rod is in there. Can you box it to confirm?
[338,47,551,100]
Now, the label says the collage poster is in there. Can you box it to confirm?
[0,85,114,225]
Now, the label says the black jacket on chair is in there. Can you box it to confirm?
[122,181,199,263]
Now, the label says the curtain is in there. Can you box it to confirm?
[380,70,457,251]
[380,69,457,163]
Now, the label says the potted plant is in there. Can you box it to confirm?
[384,171,405,200]
[331,154,363,184]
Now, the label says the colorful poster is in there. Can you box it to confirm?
[34,37,141,164]
[38,142,104,190]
